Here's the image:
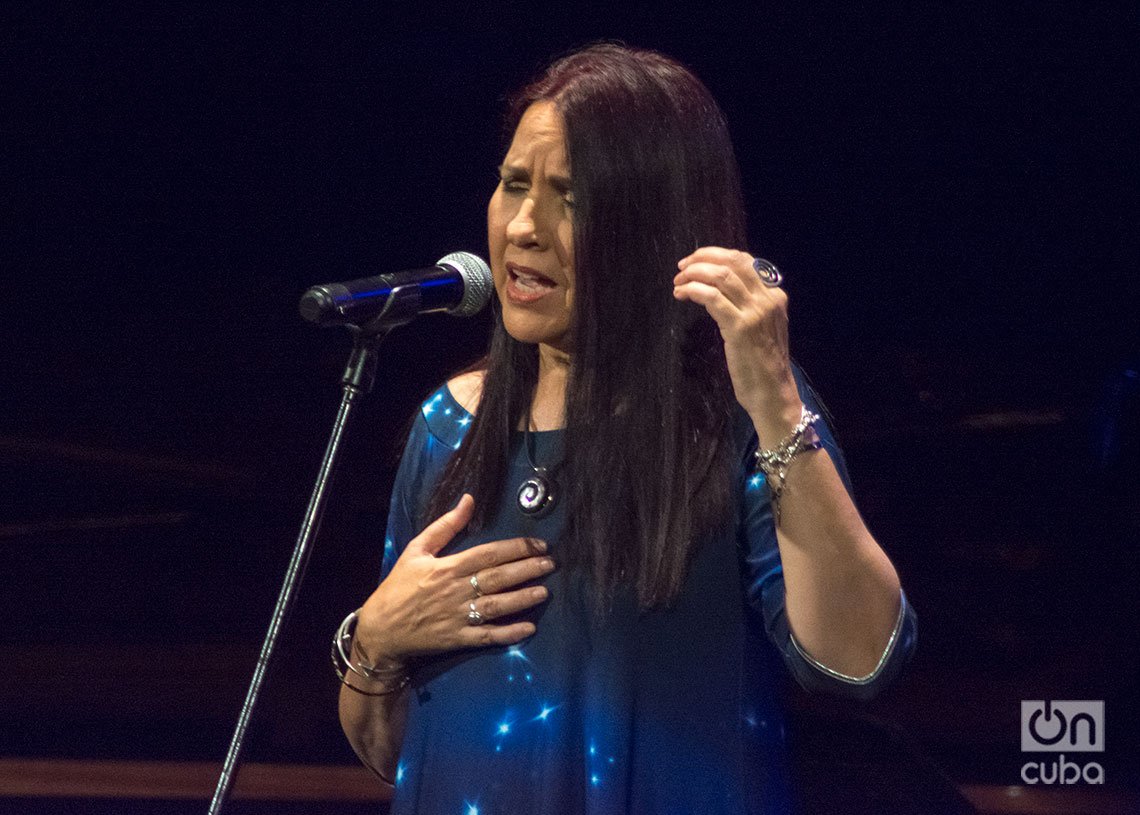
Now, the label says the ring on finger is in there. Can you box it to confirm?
[752,257,783,288]
[466,601,485,626]
[469,573,484,598]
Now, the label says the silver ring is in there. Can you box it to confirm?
[466,601,485,626]
[469,573,484,598]
[752,257,783,288]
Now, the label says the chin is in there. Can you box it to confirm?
[501,311,570,350]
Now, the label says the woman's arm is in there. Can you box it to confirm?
[338,495,553,779]
[338,674,410,786]
[675,247,904,679]
[753,399,902,678]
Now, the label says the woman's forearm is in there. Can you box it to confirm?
[338,680,409,786]
[770,445,901,678]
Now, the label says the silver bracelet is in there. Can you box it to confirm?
[332,610,409,695]
[753,405,822,524]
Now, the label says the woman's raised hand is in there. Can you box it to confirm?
[352,495,554,673]
[674,247,803,444]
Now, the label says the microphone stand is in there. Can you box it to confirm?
[208,285,424,814]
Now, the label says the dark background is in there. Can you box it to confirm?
[2,1,1137,808]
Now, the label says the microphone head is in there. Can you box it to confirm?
[436,251,493,317]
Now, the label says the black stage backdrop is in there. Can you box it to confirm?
[2,2,1137,810]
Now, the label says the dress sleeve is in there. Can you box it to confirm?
[379,386,471,582]
[379,411,436,582]
[739,368,917,701]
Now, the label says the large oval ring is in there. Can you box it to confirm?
[469,573,484,598]
[752,257,783,288]
[466,601,485,626]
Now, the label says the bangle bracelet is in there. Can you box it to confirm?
[331,610,410,695]
[336,670,410,698]
[753,405,822,525]
[369,767,397,788]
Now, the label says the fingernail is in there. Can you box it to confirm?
[534,586,549,600]
[541,557,555,571]
[532,538,548,552]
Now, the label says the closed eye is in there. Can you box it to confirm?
[496,166,573,206]
[498,165,529,192]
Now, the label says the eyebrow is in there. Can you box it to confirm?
[498,164,573,194]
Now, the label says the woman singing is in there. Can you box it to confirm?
[337,43,916,814]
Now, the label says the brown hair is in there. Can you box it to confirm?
[427,43,748,609]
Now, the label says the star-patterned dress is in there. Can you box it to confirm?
[378,374,916,815]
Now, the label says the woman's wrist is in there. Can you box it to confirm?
[352,608,409,673]
[741,371,801,443]
[747,397,803,449]
[343,669,411,697]
[333,610,411,695]
[350,637,408,681]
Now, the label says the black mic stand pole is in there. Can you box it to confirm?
[208,286,424,814]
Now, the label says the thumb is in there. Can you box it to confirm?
[407,493,475,556]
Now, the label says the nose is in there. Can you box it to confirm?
[506,197,541,248]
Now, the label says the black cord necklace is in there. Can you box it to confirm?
[517,422,558,518]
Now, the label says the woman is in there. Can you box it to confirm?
[337,43,916,814]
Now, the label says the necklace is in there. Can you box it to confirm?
[516,423,557,517]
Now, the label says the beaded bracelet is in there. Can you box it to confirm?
[753,405,822,525]
[331,610,410,697]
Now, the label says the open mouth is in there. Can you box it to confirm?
[506,263,557,302]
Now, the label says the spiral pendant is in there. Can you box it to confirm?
[517,473,555,517]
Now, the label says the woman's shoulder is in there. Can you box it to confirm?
[445,369,484,415]
[411,371,482,452]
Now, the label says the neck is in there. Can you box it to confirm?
[530,342,571,430]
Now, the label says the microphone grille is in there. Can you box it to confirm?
[437,252,493,317]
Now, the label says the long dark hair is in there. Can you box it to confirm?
[427,43,749,609]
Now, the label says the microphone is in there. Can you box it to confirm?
[298,251,493,327]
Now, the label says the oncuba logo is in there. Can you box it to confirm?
[1020,701,1104,785]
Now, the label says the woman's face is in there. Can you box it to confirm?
[487,101,575,353]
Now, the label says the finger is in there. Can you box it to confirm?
[679,247,765,294]
[461,621,537,648]
[673,280,741,326]
[475,555,556,595]
[449,536,548,574]
[673,262,752,308]
[678,246,750,271]
[407,493,475,556]
[470,584,549,621]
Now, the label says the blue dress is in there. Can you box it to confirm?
[379,378,916,815]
